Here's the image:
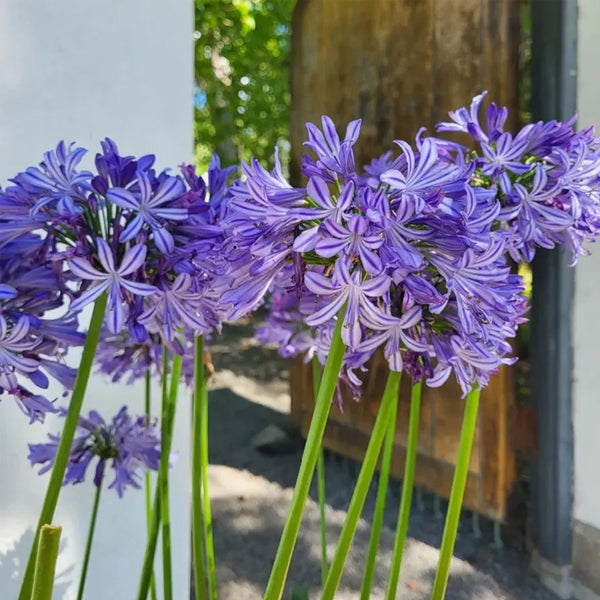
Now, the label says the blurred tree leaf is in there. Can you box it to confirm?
[194,0,295,170]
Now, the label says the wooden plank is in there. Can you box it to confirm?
[480,366,516,519]
[432,0,482,128]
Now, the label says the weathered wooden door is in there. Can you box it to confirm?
[289,0,520,520]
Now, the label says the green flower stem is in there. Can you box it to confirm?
[385,380,422,600]
[321,370,401,600]
[360,377,399,600]
[19,294,107,600]
[192,335,208,600]
[200,339,217,600]
[430,387,480,600]
[264,314,346,600]
[137,351,182,600]
[76,481,103,600]
[160,350,182,600]
[144,371,158,600]
[312,356,328,586]
[31,524,62,600]
[136,484,161,600]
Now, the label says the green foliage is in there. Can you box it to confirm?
[194,0,295,171]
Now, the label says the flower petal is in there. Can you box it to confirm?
[152,226,174,254]
[70,281,110,313]
[118,244,147,276]
[307,177,332,209]
[107,188,140,211]
[68,257,106,280]
[120,214,144,243]
[97,238,115,273]
[304,272,337,296]
[120,280,157,297]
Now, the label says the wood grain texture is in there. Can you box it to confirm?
[289,0,519,520]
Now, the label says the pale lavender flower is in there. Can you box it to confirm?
[28,406,161,497]
[304,260,390,348]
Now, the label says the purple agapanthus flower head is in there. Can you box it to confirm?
[239,113,531,397]
[1,140,237,354]
[28,406,161,497]
[436,91,600,263]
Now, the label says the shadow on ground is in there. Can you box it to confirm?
[207,386,558,600]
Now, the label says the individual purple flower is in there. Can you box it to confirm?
[315,216,383,274]
[480,131,531,193]
[0,315,43,393]
[107,172,187,254]
[68,239,157,333]
[436,91,489,142]
[358,306,428,371]
[303,116,361,180]
[380,139,470,211]
[16,141,93,215]
[292,178,356,252]
[138,273,208,341]
[304,260,390,349]
[28,406,161,497]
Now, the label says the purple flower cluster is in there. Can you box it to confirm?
[94,326,196,387]
[436,91,600,263]
[1,141,235,348]
[28,406,160,497]
[239,99,600,395]
[0,231,84,422]
[0,143,236,420]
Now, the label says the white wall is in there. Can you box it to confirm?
[0,2,194,599]
[573,0,600,532]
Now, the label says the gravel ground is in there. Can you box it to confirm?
[206,321,560,600]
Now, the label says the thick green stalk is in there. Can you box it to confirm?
[137,352,182,600]
[200,341,217,600]
[320,370,401,600]
[144,371,158,600]
[19,294,107,600]
[360,380,399,600]
[76,482,103,600]
[264,315,346,600]
[136,485,161,600]
[160,350,182,600]
[312,356,328,586]
[430,387,480,600]
[192,335,208,600]
[386,381,422,600]
[31,524,62,600]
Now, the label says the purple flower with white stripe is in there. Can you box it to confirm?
[0,315,42,394]
[480,131,531,193]
[15,141,93,215]
[358,306,428,372]
[138,273,207,341]
[304,116,361,180]
[315,216,383,274]
[107,172,187,254]
[305,260,390,348]
[68,239,157,333]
